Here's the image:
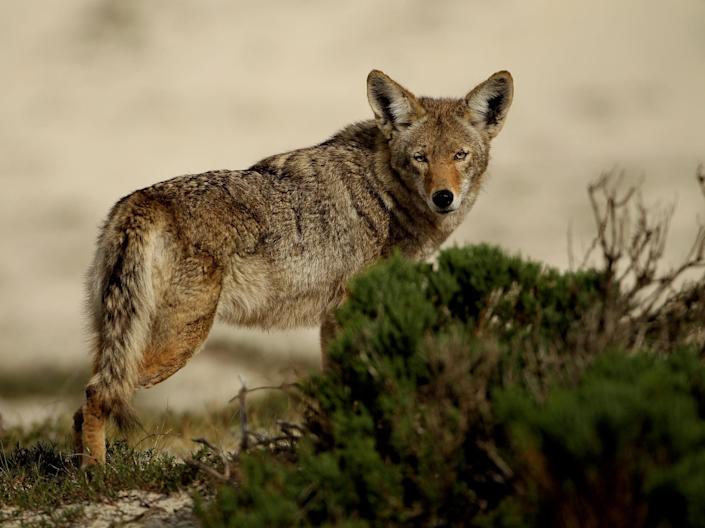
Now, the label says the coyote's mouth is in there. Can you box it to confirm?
[433,207,457,215]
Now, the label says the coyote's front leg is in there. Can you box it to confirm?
[320,310,343,370]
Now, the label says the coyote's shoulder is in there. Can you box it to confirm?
[76,69,514,465]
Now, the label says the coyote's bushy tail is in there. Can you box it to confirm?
[85,197,159,431]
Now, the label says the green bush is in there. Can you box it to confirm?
[494,350,705,527]
[198,245,705,528]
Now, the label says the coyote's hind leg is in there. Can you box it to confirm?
[80,252,222,466]
[137,256,222,388]
[72,406,84,460]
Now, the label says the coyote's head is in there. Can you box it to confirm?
[367,70,513,215]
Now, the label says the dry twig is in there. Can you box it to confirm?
[184,379,305,481]
[237,375,249,452]
[189,437,231,482]
[576,170,705,349]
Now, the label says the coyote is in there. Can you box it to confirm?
[74,69,514,465]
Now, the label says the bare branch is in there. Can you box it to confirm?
[237,375,249,452]
[567,222,575,271]
[227,382,299,403]
[577,170,705,352]
[190,437,231,481]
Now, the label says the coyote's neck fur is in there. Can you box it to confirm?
[249,120,475,264]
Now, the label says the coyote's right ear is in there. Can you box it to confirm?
[367,70,425,138]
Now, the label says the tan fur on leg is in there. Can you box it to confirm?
[81,393,107,467]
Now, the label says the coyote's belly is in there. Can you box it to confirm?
[215,252,351,330]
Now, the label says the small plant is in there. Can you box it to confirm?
[0,389,304,526]
[0,438,200,514]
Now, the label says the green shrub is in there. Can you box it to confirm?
[198,245,705,527]
[431,245,607,340]
[493,349,705,527]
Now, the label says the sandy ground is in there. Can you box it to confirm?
[1,0,704,426]
[2,490,198,527]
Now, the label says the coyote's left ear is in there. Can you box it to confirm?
[367,70,426,138]
[464,71,514,138]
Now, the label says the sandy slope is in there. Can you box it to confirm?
[1,0,703,424]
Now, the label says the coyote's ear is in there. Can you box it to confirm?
[464,71,514,138]
[367,70,426,138]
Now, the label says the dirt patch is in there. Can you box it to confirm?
[2,490,199,528]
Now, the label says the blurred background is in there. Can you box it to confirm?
[1,0,703,426]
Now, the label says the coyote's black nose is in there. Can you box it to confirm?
[432,190,454,209]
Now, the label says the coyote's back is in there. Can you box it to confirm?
[74,69,514,465]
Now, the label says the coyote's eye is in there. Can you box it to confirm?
[413,153,427,163]
[454,150,468,161]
